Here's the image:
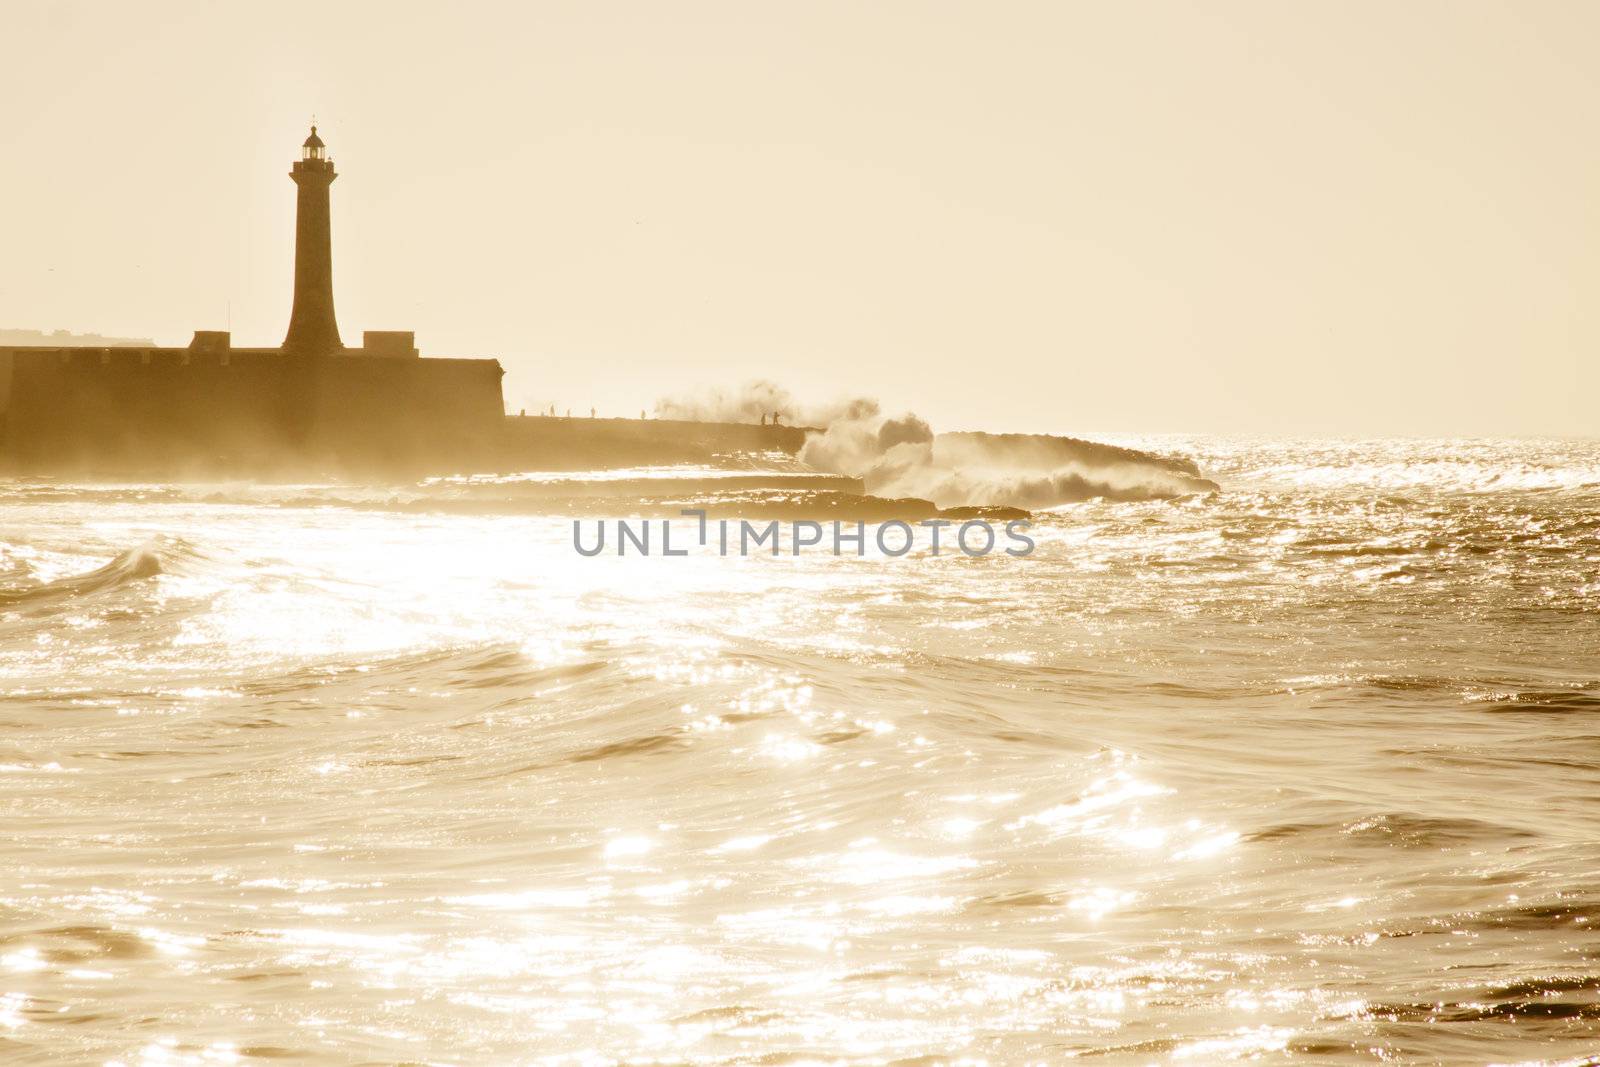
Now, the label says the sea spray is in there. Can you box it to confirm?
[655,380,1218,509]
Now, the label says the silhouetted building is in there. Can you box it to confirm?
[283,127,342,355]
[0,127,504,475]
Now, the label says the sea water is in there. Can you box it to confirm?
[1,436,1597,1065]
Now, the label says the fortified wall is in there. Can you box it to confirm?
[0,332,503,476]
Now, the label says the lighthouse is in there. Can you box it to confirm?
[0,120,507,474]
[282,126,343,354]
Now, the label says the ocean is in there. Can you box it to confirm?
[1,435,1597,1065]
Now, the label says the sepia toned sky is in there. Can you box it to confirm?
[3,1,1596,436]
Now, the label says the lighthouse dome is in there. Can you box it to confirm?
[301,126,329,162]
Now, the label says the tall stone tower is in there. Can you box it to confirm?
[282,126,343,354]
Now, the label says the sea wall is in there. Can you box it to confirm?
[0,347,811,478]
[491,416,808,470]
[0,347,505,477]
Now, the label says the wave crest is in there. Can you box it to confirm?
[0,539,196,608]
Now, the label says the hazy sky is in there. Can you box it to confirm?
[4,1,1596,436]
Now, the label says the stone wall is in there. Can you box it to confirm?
[493,414,809,470]
[0,347,505,477]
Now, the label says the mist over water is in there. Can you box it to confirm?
[2,436,1599,1065]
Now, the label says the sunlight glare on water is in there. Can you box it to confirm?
[2,436,1599,1064]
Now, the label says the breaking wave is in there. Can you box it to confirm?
[659,380,1220,508]
[0,541,177,608]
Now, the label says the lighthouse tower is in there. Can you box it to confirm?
[282,126,343,354]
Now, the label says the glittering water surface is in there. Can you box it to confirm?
[2,437,1598,1066]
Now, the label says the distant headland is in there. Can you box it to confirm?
[0,329,155,349]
